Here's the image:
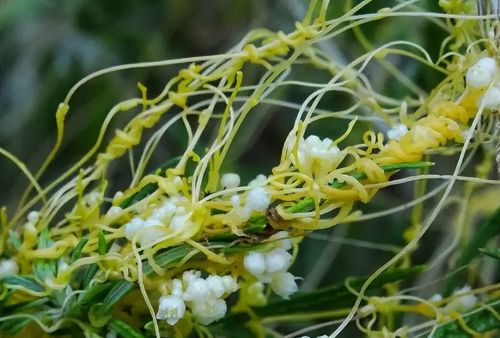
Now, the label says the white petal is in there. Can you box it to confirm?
[270,272,298,299]
[244,252,266,276]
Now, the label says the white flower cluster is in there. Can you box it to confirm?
[429,285,477,314]
[156,271,239,325]
[466,57,500,111]
[243,231,298,299]
[225,175,271,226]
[387,123,408,141]
[294,135,342,178]
[0,259,19,279]
[124,196,194,246]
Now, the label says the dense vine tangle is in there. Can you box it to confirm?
[1,0,500,338]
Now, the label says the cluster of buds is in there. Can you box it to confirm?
[243,231,298,299]
[156,270,239,325]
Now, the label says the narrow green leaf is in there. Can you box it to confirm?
[213,265,424,330]
[8,230,21,250]
[143,245,193,276]
[442,207,500,295]
[82,264,99,289]
[3,297,49,313]
[109,319,144,338]
[71,282,114,315]
[221,243,266,254]
[98,231,107,256]
[329,161,433,189]
[479,247,500,260]
[2,275,45,293]
[1,317,32,334]
[255,265,425,317]
[89,303,112,328]
[99,280,134,313]
[433,301,500,338]
[71,237,89,262]
[33,229,57,281]
[207,220,267,242]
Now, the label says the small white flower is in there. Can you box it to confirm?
[0,259,19,279]
[221,275,239,293]
[248,174,267,187]
[182,270,201,284]
[481,85,500,110]
[183,277,210,301]
[170,210,193,231]
[295,135,341,177]
[445,285,477,313]
[244,252,266,276]
[270,272,298,299]
[265,248,292,273]
[206,275,225,298]
[358,304,376,317]
[157,295,186,325]
[221,173,241,189]
[151,201,176,220]
[190,298,227,325]
[466,57,497,88]
[27,211,40,224]
[387,123,408,141]
[429,294,443,302]
[245,187,270,212]
[268,231,293,251]
[124,217,144,241]
[106,206,122,218]
[124,216,168,246]
[171,279,184,297]
[84,191,100,206]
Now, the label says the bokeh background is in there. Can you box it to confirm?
[0,1,468,336]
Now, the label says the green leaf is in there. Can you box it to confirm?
[2,275,45,293]
[255,265,425,317]
[99,280,134,313]
[1,317,32,334]
[82,231,110,288]
[207,220,267,242]
[88,303,112,328]
[442,207,500,295]
[212,265,424,332]
[479,247,500,260]
[70,282,115,315]
[433,301,500,338]
[97,231,107,256]
[109,319,144,338]
[8,230,21,250]
[3,297,49,313]
[143,245,193,276]
[221,243,266,254]
[33,229,57,281]
[82,264,99,289]
[71,237,89,262]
